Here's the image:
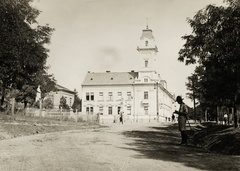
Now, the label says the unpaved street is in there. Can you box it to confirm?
[0,122,239,171]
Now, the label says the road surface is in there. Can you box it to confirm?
[0,122,239,171]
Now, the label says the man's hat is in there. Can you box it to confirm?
[176,96,183,101]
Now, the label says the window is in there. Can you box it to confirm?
[99,106,103,115]
[86,92,89,101]
[144,91,148,99]
[145,41,148,46]
[90,92,94,101]
[108,107,112,115]
[108,92,113,100]
[144,106,148,115]
[70,98,72,106]
[90,107,93,114]
[117,92,122,100]
[86,107,89,114]
[99,92,103,100]
[86,92,94,101]
[145,60,148,67]
[127,106,131,115]
[127,92,131,100]
[144,78,148,82]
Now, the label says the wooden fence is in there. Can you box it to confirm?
[24,108,99,123]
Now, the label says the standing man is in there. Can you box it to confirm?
[119,111,124,124]
[174,96,189,145]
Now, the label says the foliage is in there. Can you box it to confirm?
[178,0,240,125]
[59,96,70,110]
[0,0,55,107]
[71,89,81,112]
[42,97,53,109]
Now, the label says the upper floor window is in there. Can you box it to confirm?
[99,92,103,100]
[90,92,94,100]
[144,78,148,82]
[127,92,131,100]
[86,92,89,101]
[86,92,94,101]
[117,92,122,100]
[144,91,148,99]
[108,92,113,100]
[145,60,148,67]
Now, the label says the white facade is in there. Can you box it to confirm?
[46,84,75,109]
[81,26,175,123]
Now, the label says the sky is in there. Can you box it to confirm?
[32,0,224,107]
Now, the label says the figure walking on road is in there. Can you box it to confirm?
[173,96,189,145]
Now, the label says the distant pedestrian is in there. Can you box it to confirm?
[119,111,124,124]
[172,114,175,122]
[173,96,189,145]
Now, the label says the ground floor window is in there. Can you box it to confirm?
[108,107,112,115]
[144,106,148,115]
[86,107,93,114]
[127,106,131,115]
[90,107,93,114]
[99,106,103,115]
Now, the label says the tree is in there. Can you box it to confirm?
[0,0,55,107]
[59,96,70,110]
[42,97,53,109]
[178,0,240,127]
[71,89,81,112]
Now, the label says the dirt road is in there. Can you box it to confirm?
[0,122,239,171]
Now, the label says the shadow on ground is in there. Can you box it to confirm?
[122,124,240,171]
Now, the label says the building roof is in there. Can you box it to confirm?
[56,84,76,94]
[140,28,154,40]
[82,71,138,86]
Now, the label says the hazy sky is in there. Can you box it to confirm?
[32,0,224,106]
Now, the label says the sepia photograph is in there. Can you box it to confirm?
[0,0,240,170]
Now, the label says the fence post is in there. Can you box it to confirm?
[60,107,63,121]
[76,109,78,122]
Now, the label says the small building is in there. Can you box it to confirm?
[81,26,175,122]
[46,84,76,109]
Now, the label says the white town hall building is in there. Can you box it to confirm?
[81,26,175,123]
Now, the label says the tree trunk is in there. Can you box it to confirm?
[1,95,4,106]
[24,101,27,108]
[233,105,238,128]
[216,106,220,124]
[234,94,238,128]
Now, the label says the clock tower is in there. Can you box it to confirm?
[136,25,160,83]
